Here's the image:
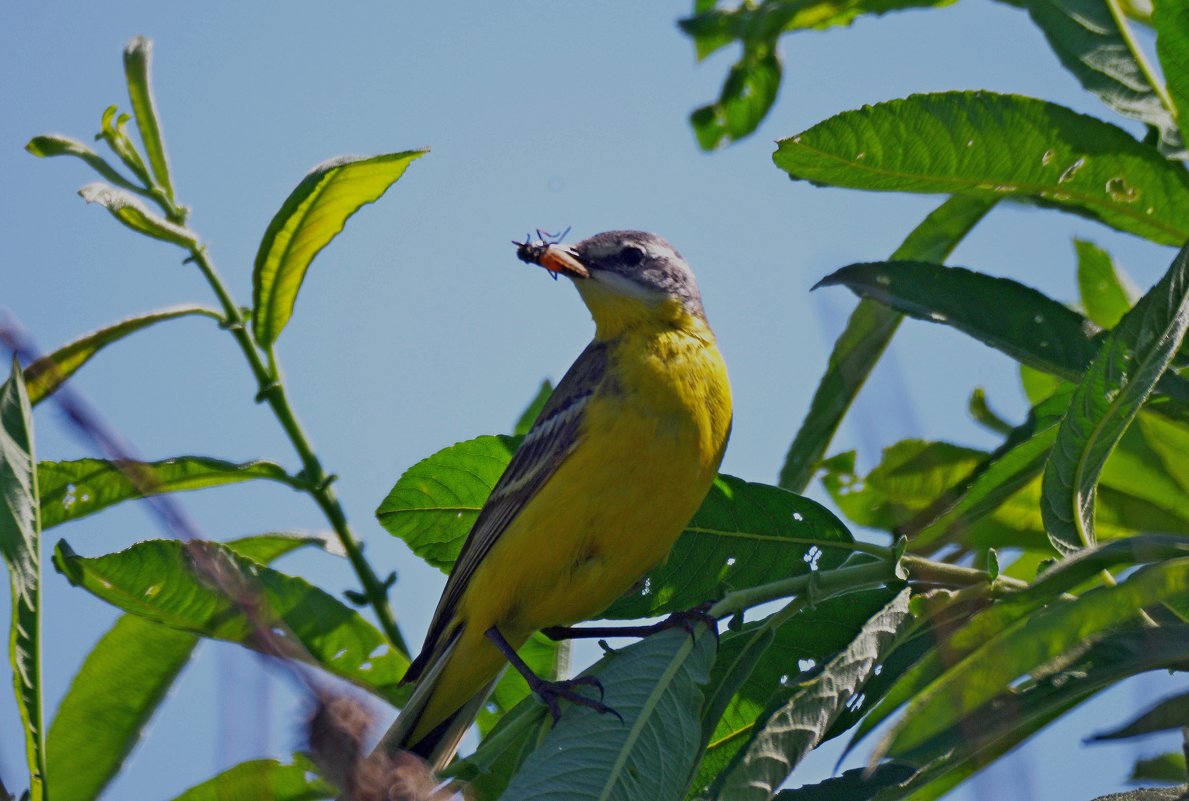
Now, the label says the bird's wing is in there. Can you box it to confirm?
[405,339,609,681]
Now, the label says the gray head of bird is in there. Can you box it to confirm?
[516,230,707,335]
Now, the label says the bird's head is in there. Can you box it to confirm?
[515,230,707,339]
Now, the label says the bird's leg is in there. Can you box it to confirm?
[484,626,623,724]
[541,601,718,643]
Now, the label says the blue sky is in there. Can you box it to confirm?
[1,2,1182,799]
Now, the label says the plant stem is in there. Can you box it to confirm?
[187,244,409,656]
[710,559,899,619]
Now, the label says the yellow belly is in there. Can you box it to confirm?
[415,325,731,740]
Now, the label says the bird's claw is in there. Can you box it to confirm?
[532,675,623,724]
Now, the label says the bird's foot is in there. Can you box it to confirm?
[530,675,623,724]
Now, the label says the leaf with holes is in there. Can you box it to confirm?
[774,92,1189,245]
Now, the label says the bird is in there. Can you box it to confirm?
[378,230,733,771]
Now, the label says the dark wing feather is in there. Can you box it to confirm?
[404,340,608,682]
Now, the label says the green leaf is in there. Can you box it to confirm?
[97,105,151,187]
[690,44,781,151]
[1089,690,1189,741]
[712,589,911,801]
[779,194,995,491]
[1153,0,1189,147]
[1077,239,1136,329]
[1131,752,1187,783]
[78,182,196,249]
[968,388,1014,435]
[1042,240,1189,553]
[1016,0,1184,156]
[0,361,45,801]
[52,538,409,702]
[816,259,1189,401]
[168,754,335,801]
[816,261,1103,381]
[251,150,427,349]
[689,588,905,799]
[605,474,855,619]
[45,533,337,801]
[23,305,221,405]
[376,434,520,571]
[773,92,1189,245]
[122,36,176,205]
[379,436,855,617]
[38,456,303,529]
[772,763,918,800]
[679,0,957,144]
[874,556,1189,762]
[821,440,987,531]
[514,380,554,436]
[497,628,716,801]
[869,624,1189,799]
[25,135,145,194]
[847,534,1189,755]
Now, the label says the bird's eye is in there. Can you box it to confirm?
[620,246,645,266]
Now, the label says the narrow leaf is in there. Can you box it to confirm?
[38,456,303,529]
[25,135,144,193]
[1042,239,1189,553]
[168,754,335,801]
[1076,239,1136,328]
[78,182,196,248]
[52,538,410,702]
[0,362,45,801]
[122,36,176,203]
[514,380,554,436]
[773,92,1189,245]
[1017,0,1184,156]
[1088,690,1189,741]
[779,194,994,491]
[23,305,221,405]
[497,628,716,801]
[816,261,1101,382]
[251,150,427,349]
[97,106,150,186]
[45,533,334,801]
[1153,1,1189,146]
[875,556,1189,762]
[712,589,911,801]
[1130,752,1187,783]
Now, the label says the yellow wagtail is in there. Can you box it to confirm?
[380,230,733,769]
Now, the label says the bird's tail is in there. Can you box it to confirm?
[377,628,502,773]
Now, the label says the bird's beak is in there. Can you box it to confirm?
[514,241,590,279]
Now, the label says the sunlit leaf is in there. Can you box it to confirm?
[52,538,409,702]
[25,135,144,194]
[78,182,196,248]
[168,754,335,801]
[97,105,150,187]
[779,195,995,492]
[0,361,45,801]
[690,44,780,151]
[251,151,427,349]
[38,456,303,529]
[1153,0,1189,147]
[874,556,1189,762]
[712,589,911,801]
[497,628,716,801]
[1015,0,1184,156]
[1076,239,1135,328]
[1130,751,1187,783]
[1042,240,1189,553]
[774,92,1189,245]
[23,305,220,405]
[45,533,338,801]
[122,36,176,204]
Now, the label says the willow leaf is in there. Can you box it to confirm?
[78,182,195,248]
[23,305,220,405]
[251,151,427,349]
[1042,240,1189,553]
[122,36,176,202]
